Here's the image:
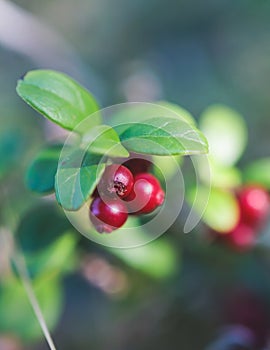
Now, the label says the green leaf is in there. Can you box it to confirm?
[16,70,100,130]
[0,129,25,178]
[116,117,208,156]
[0,276,62,341]
[16,203,71,253]
[26,144,62,194]
[26,231,78,278]
[82,125,129,157]
[243,158,270,189]
[199,104,247,166]
[197,156,242,189]
[187,186,240,233]
[109,236,179,279]
[55,151,106,211]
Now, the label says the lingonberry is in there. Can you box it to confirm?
[124,173,164,214]
[237,185,269,227]
[222,222,256,252]
[98,164,134,198]
[89,196,128,233]
[123,154,152,175]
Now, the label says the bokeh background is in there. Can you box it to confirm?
[1,0,270,349]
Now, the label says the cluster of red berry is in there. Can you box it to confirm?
[215,185,270,251]
[89,157,165,233]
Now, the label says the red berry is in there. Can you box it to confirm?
[222,223,256,252]
[89,196,128,233]
[123,154,152,175]
[238,185,269,227]
[98,164,134,198]
[124,173,165,214]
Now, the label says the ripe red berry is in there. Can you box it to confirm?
[124,173,165,214]
[222,222,256,252]
[123,155,152,175]
[89,196,128,233]
[237,185,269,227]
[98,164,134,199]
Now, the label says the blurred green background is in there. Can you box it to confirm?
[1,0,270,349]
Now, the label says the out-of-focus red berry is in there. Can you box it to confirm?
[238,185,269,227]
[222,223,256,252]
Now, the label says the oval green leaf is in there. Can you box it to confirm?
[26,144,63,194]
[0,276,62,341]
[16,70,100,130]
[82,125,129,158]
[243,158,270,189]
[199,104,247,166]
[55,151,106,211]
[25,231,77,279]
[107,217,179,279]
[116,117,208,156]
[0,129,25,179]
[187,186,240,232]
[16,203,70,253]
[197,155,242,189]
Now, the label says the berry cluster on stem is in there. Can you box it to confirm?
[215,185,270,251]
[89,157,165,233]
